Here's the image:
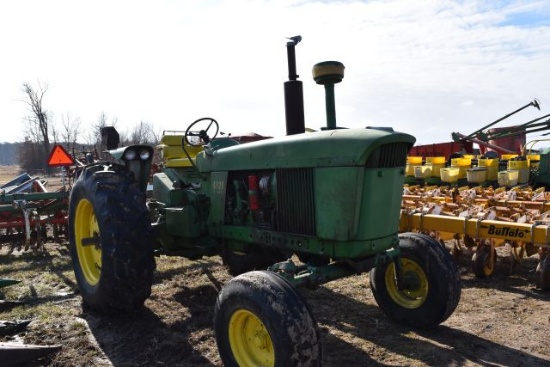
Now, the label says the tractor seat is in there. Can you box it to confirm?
[157,133,204,168]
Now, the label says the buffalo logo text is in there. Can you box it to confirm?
[487,225,527,238]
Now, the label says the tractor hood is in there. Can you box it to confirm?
[195,127,415,171]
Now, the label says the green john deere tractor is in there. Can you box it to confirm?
[68,37,461,366]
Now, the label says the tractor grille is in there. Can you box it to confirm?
[276,168,316,236]
[365,143,411,168]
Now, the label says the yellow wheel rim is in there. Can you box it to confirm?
[482,251,495,277]
[482,260,493,276]
[229,309,274,367]
[385,258,428,309]
[74,198,101,286]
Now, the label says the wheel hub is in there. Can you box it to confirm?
[385,258,428,309]
[253,331,268,349]
[75,198,102,286]
[229,309,274,367]
[400,272,421,291]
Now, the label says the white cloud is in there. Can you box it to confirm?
[0,0,549,147]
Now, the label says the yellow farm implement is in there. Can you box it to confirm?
[400,185,550,289]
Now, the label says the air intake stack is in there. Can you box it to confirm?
[313,61,345,130]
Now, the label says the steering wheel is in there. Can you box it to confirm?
[184,117,219,146]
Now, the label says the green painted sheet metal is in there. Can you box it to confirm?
[315,166,405,242]
[355,168,405,241]
[196,128,415,172]
[315,167,363,240]
[221,225,399,259]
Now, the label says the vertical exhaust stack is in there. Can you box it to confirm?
[313,61,345,130]
[284,36,305,135]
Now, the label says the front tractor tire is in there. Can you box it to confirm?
[370,232,461,329]
[214,271,321,367]
[68,163,156,313]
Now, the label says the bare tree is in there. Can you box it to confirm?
[60,112,81,151]
[129,120,159,145]
[21,81,51,172]
[51,120,59,144]
[23,116,41,143]
[17,137,42,172]
[79,112,120,158]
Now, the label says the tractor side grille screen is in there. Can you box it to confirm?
[276,168,316,236]
[365,143,410,168]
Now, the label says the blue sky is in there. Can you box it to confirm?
[1,0,549,145]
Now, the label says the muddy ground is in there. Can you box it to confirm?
[1,166,550,366]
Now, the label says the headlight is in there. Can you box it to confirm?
[124,149,137,160]
[140,149,151,160]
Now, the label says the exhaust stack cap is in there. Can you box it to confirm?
[313,61,345,85]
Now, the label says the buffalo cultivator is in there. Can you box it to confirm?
[401,184,550,289]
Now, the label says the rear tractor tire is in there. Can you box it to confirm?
[214,270,321,367]
[68,163,156,313]
[370,232,461,329]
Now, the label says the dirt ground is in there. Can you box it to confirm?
[1,166,550,366]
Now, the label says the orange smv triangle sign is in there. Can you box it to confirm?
[47,145,75,167]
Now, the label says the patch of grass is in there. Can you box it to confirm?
[0,249,76,303]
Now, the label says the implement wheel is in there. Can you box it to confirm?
[214,271,321,366]
[472,243,497,278]
[370,232,461,328]
[535,248,550,290]
[68,163,155,312]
